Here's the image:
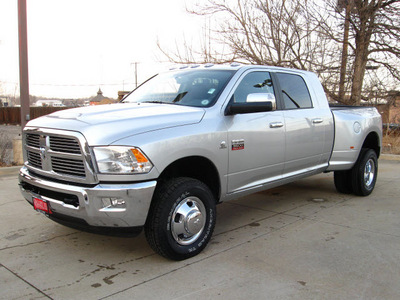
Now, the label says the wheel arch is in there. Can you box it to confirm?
[157,156,221,202]
[362,131,381,157]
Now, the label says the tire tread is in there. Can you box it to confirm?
[145,177,215,260]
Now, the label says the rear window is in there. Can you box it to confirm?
[276,73,313,109]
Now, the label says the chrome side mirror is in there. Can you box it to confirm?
[246,93,276,110]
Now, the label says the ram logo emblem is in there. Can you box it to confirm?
[39,146,46,160]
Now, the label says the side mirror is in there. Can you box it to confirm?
[225,93,276,115]
[225,101,274,115]
[246,93,276,110]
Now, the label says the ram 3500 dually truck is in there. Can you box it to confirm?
[19,64,382,260]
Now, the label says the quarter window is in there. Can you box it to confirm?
[276,73,312,109]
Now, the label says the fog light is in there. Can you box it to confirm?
[101,197,126,208]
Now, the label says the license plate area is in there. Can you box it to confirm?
[33,197,52,214]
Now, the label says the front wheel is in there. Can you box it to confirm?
[351,149,378,196]
[145,177,216,260]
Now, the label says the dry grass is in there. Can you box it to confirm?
[382,131,400,155]
[0,131,12,166]
[0,126,22,167]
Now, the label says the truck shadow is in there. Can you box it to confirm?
[45,173,341,262]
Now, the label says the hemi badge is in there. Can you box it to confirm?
[232,139,244,151]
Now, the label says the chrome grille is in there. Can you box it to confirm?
[26,134,40,148]
[27,151,42,169]
[51,157,86,177]
[50,136,81,154]
[24,131,90,181]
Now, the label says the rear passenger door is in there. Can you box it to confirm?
[275,72,326,175]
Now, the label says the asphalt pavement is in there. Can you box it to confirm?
[1,158,400,299]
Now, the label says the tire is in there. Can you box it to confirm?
[145,177,216,260]
[351,148,378,196]
[334,170,353,194]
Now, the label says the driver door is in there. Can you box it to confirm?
[225,71,285,194]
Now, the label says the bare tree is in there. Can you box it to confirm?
[159,0,400,105]
[161,0,323,68]
[316,0,400,105]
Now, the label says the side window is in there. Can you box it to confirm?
[233,72,275,103]
[276,73,312,109]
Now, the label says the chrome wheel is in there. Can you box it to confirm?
[364,158,375,188]
[145,177,216,260]
[171,196,206,245]
[351,148,378,196]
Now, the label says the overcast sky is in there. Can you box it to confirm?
[0,0,207,99]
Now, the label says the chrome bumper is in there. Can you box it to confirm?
[19,166,157,228]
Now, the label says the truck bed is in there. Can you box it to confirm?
[327,105,382,171]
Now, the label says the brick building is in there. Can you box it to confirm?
[375,94,400,125]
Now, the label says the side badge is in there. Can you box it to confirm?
[232,139,244,151]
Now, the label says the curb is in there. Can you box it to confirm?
[0,166,22,178]
[380,154,400,161]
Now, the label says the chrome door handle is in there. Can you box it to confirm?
[312,118,323,124]
[269,122,284,128]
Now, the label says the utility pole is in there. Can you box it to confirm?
[131,62,139,88]
[18,0,30,129]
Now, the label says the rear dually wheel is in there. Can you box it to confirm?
[351,148,378,196]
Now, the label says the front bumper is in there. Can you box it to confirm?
[19,166,157,230]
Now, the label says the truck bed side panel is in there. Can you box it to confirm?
[327,106,382,171]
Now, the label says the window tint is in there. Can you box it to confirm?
[123,70,235,107]
[233,72,275,103]
[276,73,312,109]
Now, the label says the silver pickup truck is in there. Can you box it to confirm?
[19,64,382,260]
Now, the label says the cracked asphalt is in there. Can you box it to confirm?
[1,158,400,299]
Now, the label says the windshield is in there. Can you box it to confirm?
[122,69,235,107]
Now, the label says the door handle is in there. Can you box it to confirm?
[312,118,323,124]
[269,122,284,128]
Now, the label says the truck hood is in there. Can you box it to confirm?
[26,103,205,145]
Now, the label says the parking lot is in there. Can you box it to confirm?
[1,158,400,299]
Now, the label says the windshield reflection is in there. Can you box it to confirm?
[122,69,235,107]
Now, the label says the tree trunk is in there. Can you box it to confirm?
[349,44,369,105]
[339,2,351,104]
[349,2,375,106]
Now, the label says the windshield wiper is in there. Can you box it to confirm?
[172,92,188,103]
[142,101,174,105]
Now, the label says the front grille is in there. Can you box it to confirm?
[27,151,42,169]
[26,134,40,148]
[50,136,81,154]
[25,131,89,181]
[51,157,86,177]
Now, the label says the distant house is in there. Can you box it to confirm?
[376,94,400,125]
[90,88,111,105]
[35,100,65,107]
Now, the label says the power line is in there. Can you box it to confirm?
[0,81,136,87]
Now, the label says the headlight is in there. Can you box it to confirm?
[93,146,153,174]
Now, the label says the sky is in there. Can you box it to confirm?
[0,0,207,99]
